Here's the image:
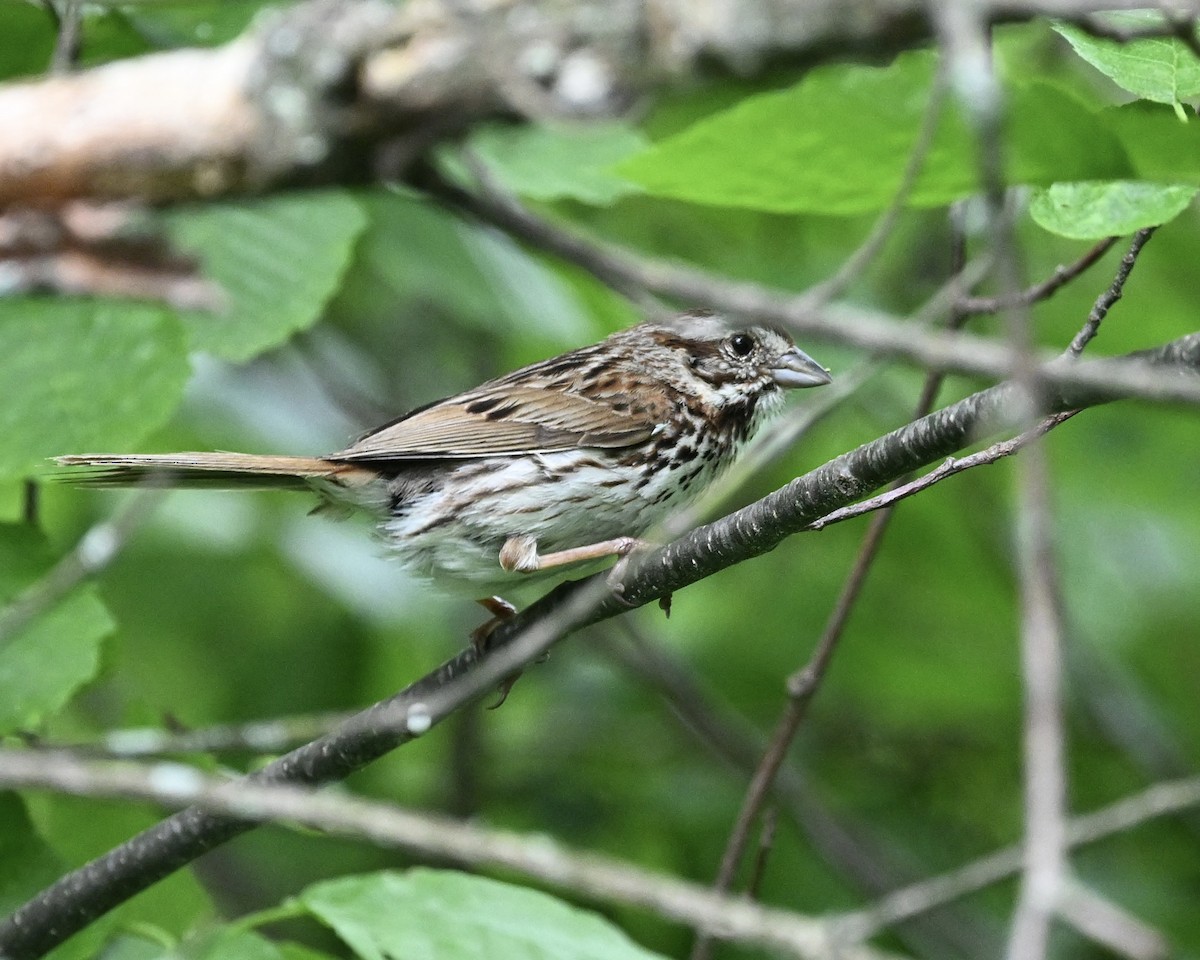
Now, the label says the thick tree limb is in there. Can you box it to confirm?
[2,331,1197,960]
[0,0,1163,208]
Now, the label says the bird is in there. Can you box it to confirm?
[56,312,831,603]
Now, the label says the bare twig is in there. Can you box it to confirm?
[834,775,1200,941]
[35,712,353,758]
[808,411,1078,530]
[934,5,1068,957]
[690,503,897,960]
[430,177,1200,407]
[0,204,226,310]
[694,219,977,960]
[604,623,1000,959]
[957,236,1118,315]
[1056,881,1168,960]
[1067,228,1156,357]
[47,0,83,74]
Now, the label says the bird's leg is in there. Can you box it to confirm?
[500,533,668,612]
[470,596,524,709]
[499,533,647,573]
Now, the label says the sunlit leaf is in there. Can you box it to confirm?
[1030,180,1196,238]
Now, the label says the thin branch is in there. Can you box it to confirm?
[690,494,898,960]
[808,411,1078,530]
[34,712,353,758]
[48,0,82,74]
[429,177,1200,407]
[1067,228,1156,357]
[934,4,1069,955]
[2,749,1194,956]
[0,204,226,310]
[604,624,1000,959]
[834,775,1200,941]
[1055,881,1167,960]
[957,236,1118,315]
[0,748,896,960]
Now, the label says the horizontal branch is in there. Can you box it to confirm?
[3,332,1198,959]
[3,750,1197,954]
[0,0,1157,207]
[0,749,893,960]
[433,179,1200,406]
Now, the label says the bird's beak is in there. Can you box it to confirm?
[771,346,833,388]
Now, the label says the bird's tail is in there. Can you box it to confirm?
[53,452,376,490]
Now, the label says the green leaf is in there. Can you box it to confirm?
[0,526,113,734]
[301,870,669,960]
[168,192,367,361]
[616,50,1130,214]
[0,301,188,484]
[1054,16,1200,115]
[1029,181,1196,238]
[460,124,647,204]
[0,792,66,916]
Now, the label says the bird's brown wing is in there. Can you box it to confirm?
[330,386,660,462]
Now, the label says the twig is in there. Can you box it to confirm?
[834,775,1200,941]
[48,0,82,74]
[0,205,226,311]
[604,624,1000,959]
[957,236,1117,315]
[34,712,353,758]
[429,176,1200,407]
[744,808,779,901]
[808,411,1078,530]
[1067,228,1156,357]
[1055,881,1167,960]
[1,747,1192,956]
[690,502,897,960]
[935,4,1069,955]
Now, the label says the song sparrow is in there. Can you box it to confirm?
[57,312,831,595]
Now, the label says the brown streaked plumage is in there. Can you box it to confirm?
[56,313,831,594]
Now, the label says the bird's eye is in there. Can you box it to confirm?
[728,333,754,357]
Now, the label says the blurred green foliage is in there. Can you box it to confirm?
[1,7,1199,960]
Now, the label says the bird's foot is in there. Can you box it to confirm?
[471,596,526,709]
